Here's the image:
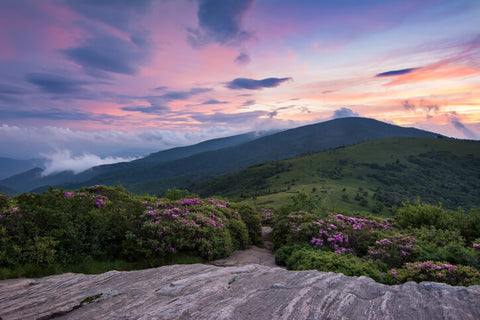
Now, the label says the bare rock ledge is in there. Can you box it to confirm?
[1,263,480,320]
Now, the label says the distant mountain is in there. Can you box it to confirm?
[0,168,79,194]
[0,131,269,193]
[0,157,45,180]
[0,184,17,195]
[136,131,271,165]
[1,117,442,195]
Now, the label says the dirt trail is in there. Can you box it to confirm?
[209,227,277,267]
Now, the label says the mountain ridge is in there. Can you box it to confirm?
[1,117,442,194]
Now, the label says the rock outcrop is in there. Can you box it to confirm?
[1,262,480,320]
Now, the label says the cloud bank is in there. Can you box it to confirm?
[41,150,138,175]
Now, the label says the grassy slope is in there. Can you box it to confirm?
[192,137,480,214]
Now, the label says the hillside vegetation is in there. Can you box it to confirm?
[192,137,480,213]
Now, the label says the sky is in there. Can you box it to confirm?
[0,0,479,170]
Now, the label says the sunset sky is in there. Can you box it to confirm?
[1,0,479,165]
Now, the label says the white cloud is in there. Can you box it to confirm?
[0,125,203,159]
[41,150,138,175]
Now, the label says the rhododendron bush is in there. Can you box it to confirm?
[0,186,263,278]
[272,201,480,286]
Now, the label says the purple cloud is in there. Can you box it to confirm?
[448,115,478,139]
[201,99,229,105]
[332,108,359,119]
[63,0,153,32]
[226,77,292,90]
[63,34,149,76]
[235,52,251,64]
[121,105,170,114]
[26,73,90,94]
[402,100,416,111]
[376,68,419,77]
[188,0,255,47]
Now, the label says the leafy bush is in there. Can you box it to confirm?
[231,203,263,246]
[453,208,480,244]
[395,201,448,229]
[162,188,198,201]
[407,227,479,268]
[394,202,480,244]
[0,186,259,278]
[276,246,383,282]
[391,261,480,286]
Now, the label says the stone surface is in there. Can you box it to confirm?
[209,245,276,267]
[1,261,480,320]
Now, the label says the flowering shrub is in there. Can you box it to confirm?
[473,239,480,249]
[0,186,260,278]
[259,208,273,227]
[272,205,480,286]
[367,234,415,268]
[272,211,392,256]
[140,197,249,260]
[391,261,480,286]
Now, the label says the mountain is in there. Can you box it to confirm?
[1,117,442,195]
[191,137,480,212]
[136,131,271,165]
[0,131,268,193]
[127,117,443,194]
[0,184,17,195]
[0,157,45,180]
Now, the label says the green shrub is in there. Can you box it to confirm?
[231,203,263,246]
[392,261,480,286]
[407,227,479,268]
[279,246,383,282]
[162,188,198,201]
[395,200,448,229]
[275,244,308,266]
[395,202,480,245]
[453,208,480,244]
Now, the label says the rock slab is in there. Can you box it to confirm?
[1,263,480,320]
